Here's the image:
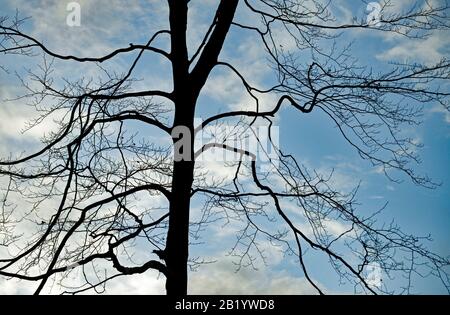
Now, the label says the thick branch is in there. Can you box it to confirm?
[190,0,239,94]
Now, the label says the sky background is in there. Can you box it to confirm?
[0,0,449,294]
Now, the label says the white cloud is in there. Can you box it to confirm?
[0,85,60,143]
[189,257,321,295]
[97,249,322,294]
[373,0,450,64]
[6,0,167,57]
[0,253,322,294]
[386,185,395,191]
[322,220,351,238]
[430,105,450,124]
[105,271,165,295]
[376,30,450,64]
[0,278,35,295]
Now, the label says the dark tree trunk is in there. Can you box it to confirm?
[165,0,192,296]
[164,0,238,296]
[165,160,194,295]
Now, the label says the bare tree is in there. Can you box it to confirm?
[0,0,449,295]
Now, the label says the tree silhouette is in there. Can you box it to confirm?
[0,0,449,295]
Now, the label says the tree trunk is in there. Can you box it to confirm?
[165,93,195,295]
[165,0,192,296]
[165,159,194,295]
[164,0,238,295]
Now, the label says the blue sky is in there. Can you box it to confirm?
[0,0,449,294]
